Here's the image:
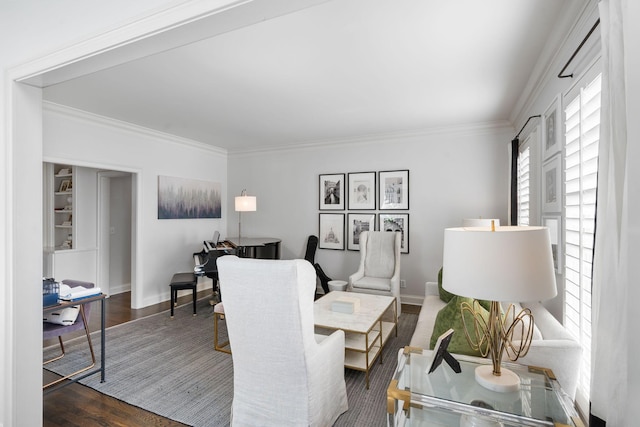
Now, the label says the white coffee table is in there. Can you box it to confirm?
[314,291,397,388]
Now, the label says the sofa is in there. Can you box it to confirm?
[409,282,582,400]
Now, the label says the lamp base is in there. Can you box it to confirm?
[475,365,520,393]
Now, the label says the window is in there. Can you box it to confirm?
[517,144,530,226]
[563,72,601,414]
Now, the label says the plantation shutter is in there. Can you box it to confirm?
[563,72,601,413]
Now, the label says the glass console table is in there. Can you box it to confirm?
[387,347,584,427]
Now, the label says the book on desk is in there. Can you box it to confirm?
[59,283,102,301]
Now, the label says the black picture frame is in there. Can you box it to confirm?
[427,328,461,374]
[379,213,409,254]
[319,213,345,250]
[347,171,376,210]
[319,173,345,210]
[347,213,376,251]
[378,169,409,210]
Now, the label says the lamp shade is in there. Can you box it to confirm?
[442,226,557,302]
[235,195,256,212]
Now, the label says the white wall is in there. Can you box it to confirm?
[43,103,228,308]
[228,124,512,303]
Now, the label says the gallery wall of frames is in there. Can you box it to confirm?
[318,170,409,253]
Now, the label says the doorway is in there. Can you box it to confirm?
[98,171,134,297]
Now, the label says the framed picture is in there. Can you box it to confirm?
[347,213,376,251]
[543,94,561,160]
[379,170,409,210]
[319,173,345,210]
[347,171,376,210]
[157,176,222,219]
[319,213,345,250]
[542,214,562,274]
[379,213,409,254]
[58,179,71,192]
[542,154,562,213]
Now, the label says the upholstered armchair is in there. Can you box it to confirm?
[348,231,402,317]
[216,256,348,427]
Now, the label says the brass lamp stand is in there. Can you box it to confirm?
[461,299,535,392]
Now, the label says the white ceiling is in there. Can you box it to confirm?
[42,0,575,152]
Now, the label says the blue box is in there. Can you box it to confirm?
[43,278,59,307]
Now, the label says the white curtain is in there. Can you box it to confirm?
[590,0,629,425]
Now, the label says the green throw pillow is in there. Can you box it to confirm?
[429,295,489,357]
[438,267,491,311]
[437,267,455,303]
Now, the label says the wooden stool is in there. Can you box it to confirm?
[169,272,197,318]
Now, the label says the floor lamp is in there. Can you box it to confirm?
[234,189,256,240]
[442,223,557,392]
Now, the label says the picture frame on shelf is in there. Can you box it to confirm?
[347,171,376,210]
[58,179,71,192]
[347,213,376,251]
[542,214,562,274]
[319,213,345,250]
[319,173,345,210]
[379,213,409,254]
[379,170,409,210]
[542,154,562,213]
[543,94,561,160]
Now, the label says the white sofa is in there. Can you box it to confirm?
[409,282,582,400]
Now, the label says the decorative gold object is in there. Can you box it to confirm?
[461,300,535,382]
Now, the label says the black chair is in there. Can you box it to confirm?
[314,264,332,294]
[305,235,318,264]
[304,235,332,295]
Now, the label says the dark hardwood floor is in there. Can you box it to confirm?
[43,290,206,427]
[43,290,420,426]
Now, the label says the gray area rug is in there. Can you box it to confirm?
[44,298,417,426]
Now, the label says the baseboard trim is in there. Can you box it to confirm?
[109,283,131,295]
[400,294,424,306]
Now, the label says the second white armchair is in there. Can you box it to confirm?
[348,231,402,317]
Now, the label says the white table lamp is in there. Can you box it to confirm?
[234,189,256,239]
[442,223,556,392]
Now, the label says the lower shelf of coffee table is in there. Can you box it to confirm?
[343,320,396,371]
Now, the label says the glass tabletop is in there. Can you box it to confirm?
[389,347,583,427]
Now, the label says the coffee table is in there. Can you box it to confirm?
[387,347,584,427]
[314,291,397,388]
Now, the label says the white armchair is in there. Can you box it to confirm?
[348,231,402,317]
[216,256,348,427]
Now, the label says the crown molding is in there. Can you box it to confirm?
[43,101,227,157]
[229,120,514,158]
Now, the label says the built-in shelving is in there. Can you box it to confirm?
[51,164,74,250]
